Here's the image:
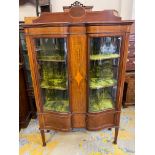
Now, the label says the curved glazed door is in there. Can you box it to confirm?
[31,36,72,131]
[87,34,123,130]
[89,36,122,112]
[34,37,70,113]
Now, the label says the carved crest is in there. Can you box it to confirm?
[70,1,85,8]
[69,1,86,18]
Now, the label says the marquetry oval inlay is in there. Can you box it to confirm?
[69,6,86,18]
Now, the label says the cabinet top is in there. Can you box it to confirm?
[24,6,133,28]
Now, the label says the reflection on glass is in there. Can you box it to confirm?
[90,37,121,60]
[36,38,67,61]
[89,36,121,112]
[35,38,69,113]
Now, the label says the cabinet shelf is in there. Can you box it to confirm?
[38,56,65,62]
[44,100,69,112]
[89,98,114,112]
[38,59,65,62]
[90,78,117,89]
[40,81,67,90]
[36,48,65,52]
[90,53,120,60]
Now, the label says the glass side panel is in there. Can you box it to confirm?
[89,36,122,112]
[22,53,30,70]
[19,32,32,88]
[20,32,27,51]
[35,38,69,113]
[25,70,33,87]
[20,32,29,70]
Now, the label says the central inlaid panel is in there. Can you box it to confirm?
[69,27,87,127]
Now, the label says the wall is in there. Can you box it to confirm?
[51,0,121,13]
[19,0,135,21]
[120,0,135,19]
[19,3,36,21]
[51,0,134,19]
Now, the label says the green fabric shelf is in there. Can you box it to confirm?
[44,100,69,112]
[38,55,65,62]
[40,80,67,90]
[90,53,120,60]
[90,78,117,89]
[89,98,113,112]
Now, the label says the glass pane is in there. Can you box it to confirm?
[35,38,69,113]
[22,53,30,70]
[43,89,69,112]
[19,32,30,70]
[20,32,27,51]
[19,32,32,88]
[25,71,33,87]
[89,36,121,112]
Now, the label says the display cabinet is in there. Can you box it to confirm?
[19,49,31,129]
[122,22,135,107]
[24,5,133,146]
[19,63,31,129]
[38,0,51,15]
[19,22,37,119]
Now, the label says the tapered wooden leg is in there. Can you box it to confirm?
[46,130,50,133]
[113,127,119,144]
[40,130,46,146]
[122,82,128,108]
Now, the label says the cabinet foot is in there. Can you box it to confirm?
[43,142,46,147]
[113,140,117,144]
[114,127,119,144]
[40,130,46,146]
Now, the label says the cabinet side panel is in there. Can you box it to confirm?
[114,32,130,129]
[25,29,44,129]
[116,33,130,111]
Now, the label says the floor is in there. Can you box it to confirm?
[19,107,135,155]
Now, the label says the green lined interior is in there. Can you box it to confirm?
[90,53,120,60]
[44,100,69,112]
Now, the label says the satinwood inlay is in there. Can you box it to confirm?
[75,71,83,86]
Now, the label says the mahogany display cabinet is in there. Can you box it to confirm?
[19,51,31,129]
[24,5,133,146]
[122,22,135,107]
[19,22,37,121]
